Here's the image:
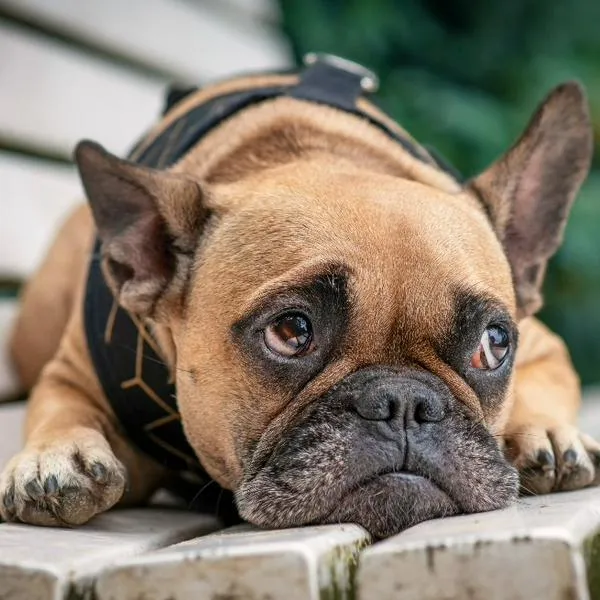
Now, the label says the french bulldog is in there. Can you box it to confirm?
[1,62,598,539]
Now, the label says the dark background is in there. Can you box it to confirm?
[277,0,600,385]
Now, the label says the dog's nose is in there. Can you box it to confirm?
[351,380,446,424]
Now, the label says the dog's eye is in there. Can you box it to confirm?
[264,313,314,357]
[471,325,510,370]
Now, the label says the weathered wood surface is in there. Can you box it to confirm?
[95,524,369,600]
[1,398,600,599]
[0,510,220,600]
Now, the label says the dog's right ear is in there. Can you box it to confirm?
[75,140,210,317]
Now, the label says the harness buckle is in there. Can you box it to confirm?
[303,52,379,94]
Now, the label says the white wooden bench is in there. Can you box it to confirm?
[2,3,600,598]
[2,399,600,599]
[0,0,291,397]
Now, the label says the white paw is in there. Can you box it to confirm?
[505,423,600,495]
[0,428,126,526]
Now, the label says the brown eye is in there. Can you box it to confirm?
[471,325,510,370]
[264,313,314,357]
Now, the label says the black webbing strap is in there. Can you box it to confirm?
[141,59,447,170]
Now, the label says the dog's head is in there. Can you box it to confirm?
[76,82,592,537]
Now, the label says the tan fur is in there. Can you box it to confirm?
[1,75,594,527]
[5,206,167,524]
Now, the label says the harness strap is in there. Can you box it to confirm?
[144,56,453,173]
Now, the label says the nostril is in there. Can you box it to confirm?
[353,391,395,421]
[349,380,447,424]
[414,396,446,424]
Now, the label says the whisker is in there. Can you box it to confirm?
[518,483,538,496]
[187,479,217,509]
[492,432,549,441]
[111,341,195,375]
[215,487,225,519]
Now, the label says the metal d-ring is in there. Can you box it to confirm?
[303,52,380,94]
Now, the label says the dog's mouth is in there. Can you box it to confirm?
[341,467,430,498]
[320,470,459,538]
[235,398,518,539]
[236,458,463,539]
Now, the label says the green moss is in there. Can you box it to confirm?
[64,581,98,600]
[584,531,600,600]
[319,536,370,600]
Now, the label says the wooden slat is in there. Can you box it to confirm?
[216,0,281,22]
[0,21,165,156]
[0,0,291,83]
[95,524,369,600]
[0,152,82,277]
[0,302,19,400]
[0,509,220,599]
[579,393,600,437]
[0,401,24,468]
[357,489,600,600]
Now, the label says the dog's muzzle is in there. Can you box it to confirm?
[236,365,518,539]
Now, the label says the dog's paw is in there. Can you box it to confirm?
[0,428,126,526]
[504,423,600,495]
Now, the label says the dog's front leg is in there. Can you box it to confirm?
[504,317,600,495]
[0,316,166,526]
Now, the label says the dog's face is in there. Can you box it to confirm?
[174,168,519,536]
[76,82,592,538]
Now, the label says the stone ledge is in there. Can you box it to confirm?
[94,524,370,600]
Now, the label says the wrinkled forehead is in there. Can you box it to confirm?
[192,170,516,324]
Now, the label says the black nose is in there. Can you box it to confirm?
[349,372,446,424]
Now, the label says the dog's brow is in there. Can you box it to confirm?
[454,290,516,332]
[236,260,351,318]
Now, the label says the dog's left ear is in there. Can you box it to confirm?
[75,140,210,317]
[470,82,593,319]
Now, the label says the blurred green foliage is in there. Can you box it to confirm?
[277,0,600,385]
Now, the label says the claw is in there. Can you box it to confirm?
[536,449,555,472]
[44,475,59,494]
[24,479,45,500]
[562,449,578,468]
[90,462,108,483]
[2,485,15,511]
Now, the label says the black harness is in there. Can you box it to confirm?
[84,54,460,515]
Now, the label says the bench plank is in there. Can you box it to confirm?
[0,152,81,277]
[0,22,165,156]
[0,302,19,400]
[94,524,369,600]
[221,0,281,22]
[0,0,291,82]
[357,488,600,600]
[0,509,220,599]
[0,399,24,468]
